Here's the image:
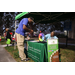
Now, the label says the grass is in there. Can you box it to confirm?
[4,45,75,62]
[1,36,75,62]
[0,36,34,62]
[60,45,75,62]
[1,36,5,39]
[5,46,34,62]
[0,37,6,45]
[5,46,20,62]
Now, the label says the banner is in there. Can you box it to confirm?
[47,39,59,62]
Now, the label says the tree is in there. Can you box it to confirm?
[0,12,64,35]
[33,22,64,34]
[1,12,21,32]
[50,22,64,32]
[0,13,4,33]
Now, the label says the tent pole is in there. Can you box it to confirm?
[14,20,16,49]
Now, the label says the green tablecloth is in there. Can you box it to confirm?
[27,41,48,62]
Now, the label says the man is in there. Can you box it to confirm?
[45,31,58,41]
[15,17,34,61]
[6,28,12,46]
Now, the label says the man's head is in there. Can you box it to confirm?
[6,28,9,32]
[28,17,34,23]
[51,31,55,37]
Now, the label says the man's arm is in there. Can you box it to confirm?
[23,24,33,36]
[23,24,31,32]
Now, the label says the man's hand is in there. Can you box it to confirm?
[23,24,34,37]
[23,25,31,32]
[30,30,33,33]
[30,29,33,37]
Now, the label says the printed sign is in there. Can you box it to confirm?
[47,39,59,62]
[48,39,58,44]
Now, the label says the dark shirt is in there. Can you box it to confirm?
[6,30,12,41]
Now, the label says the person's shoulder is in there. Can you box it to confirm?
[22,18,28,23]
[45,34,50,37]
[23,18,28,21]
[46,34,50,35]
[54,36,58,39]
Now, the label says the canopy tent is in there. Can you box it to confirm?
[15,12,75,24]
[15,12,29,20]
[14,12,75,49]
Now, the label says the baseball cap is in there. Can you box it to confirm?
[29,17,34,23]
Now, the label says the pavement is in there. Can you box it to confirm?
[1,42,75,48]
[0,44,16,62]
[1,44,12,47]
[0,41,75,62]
